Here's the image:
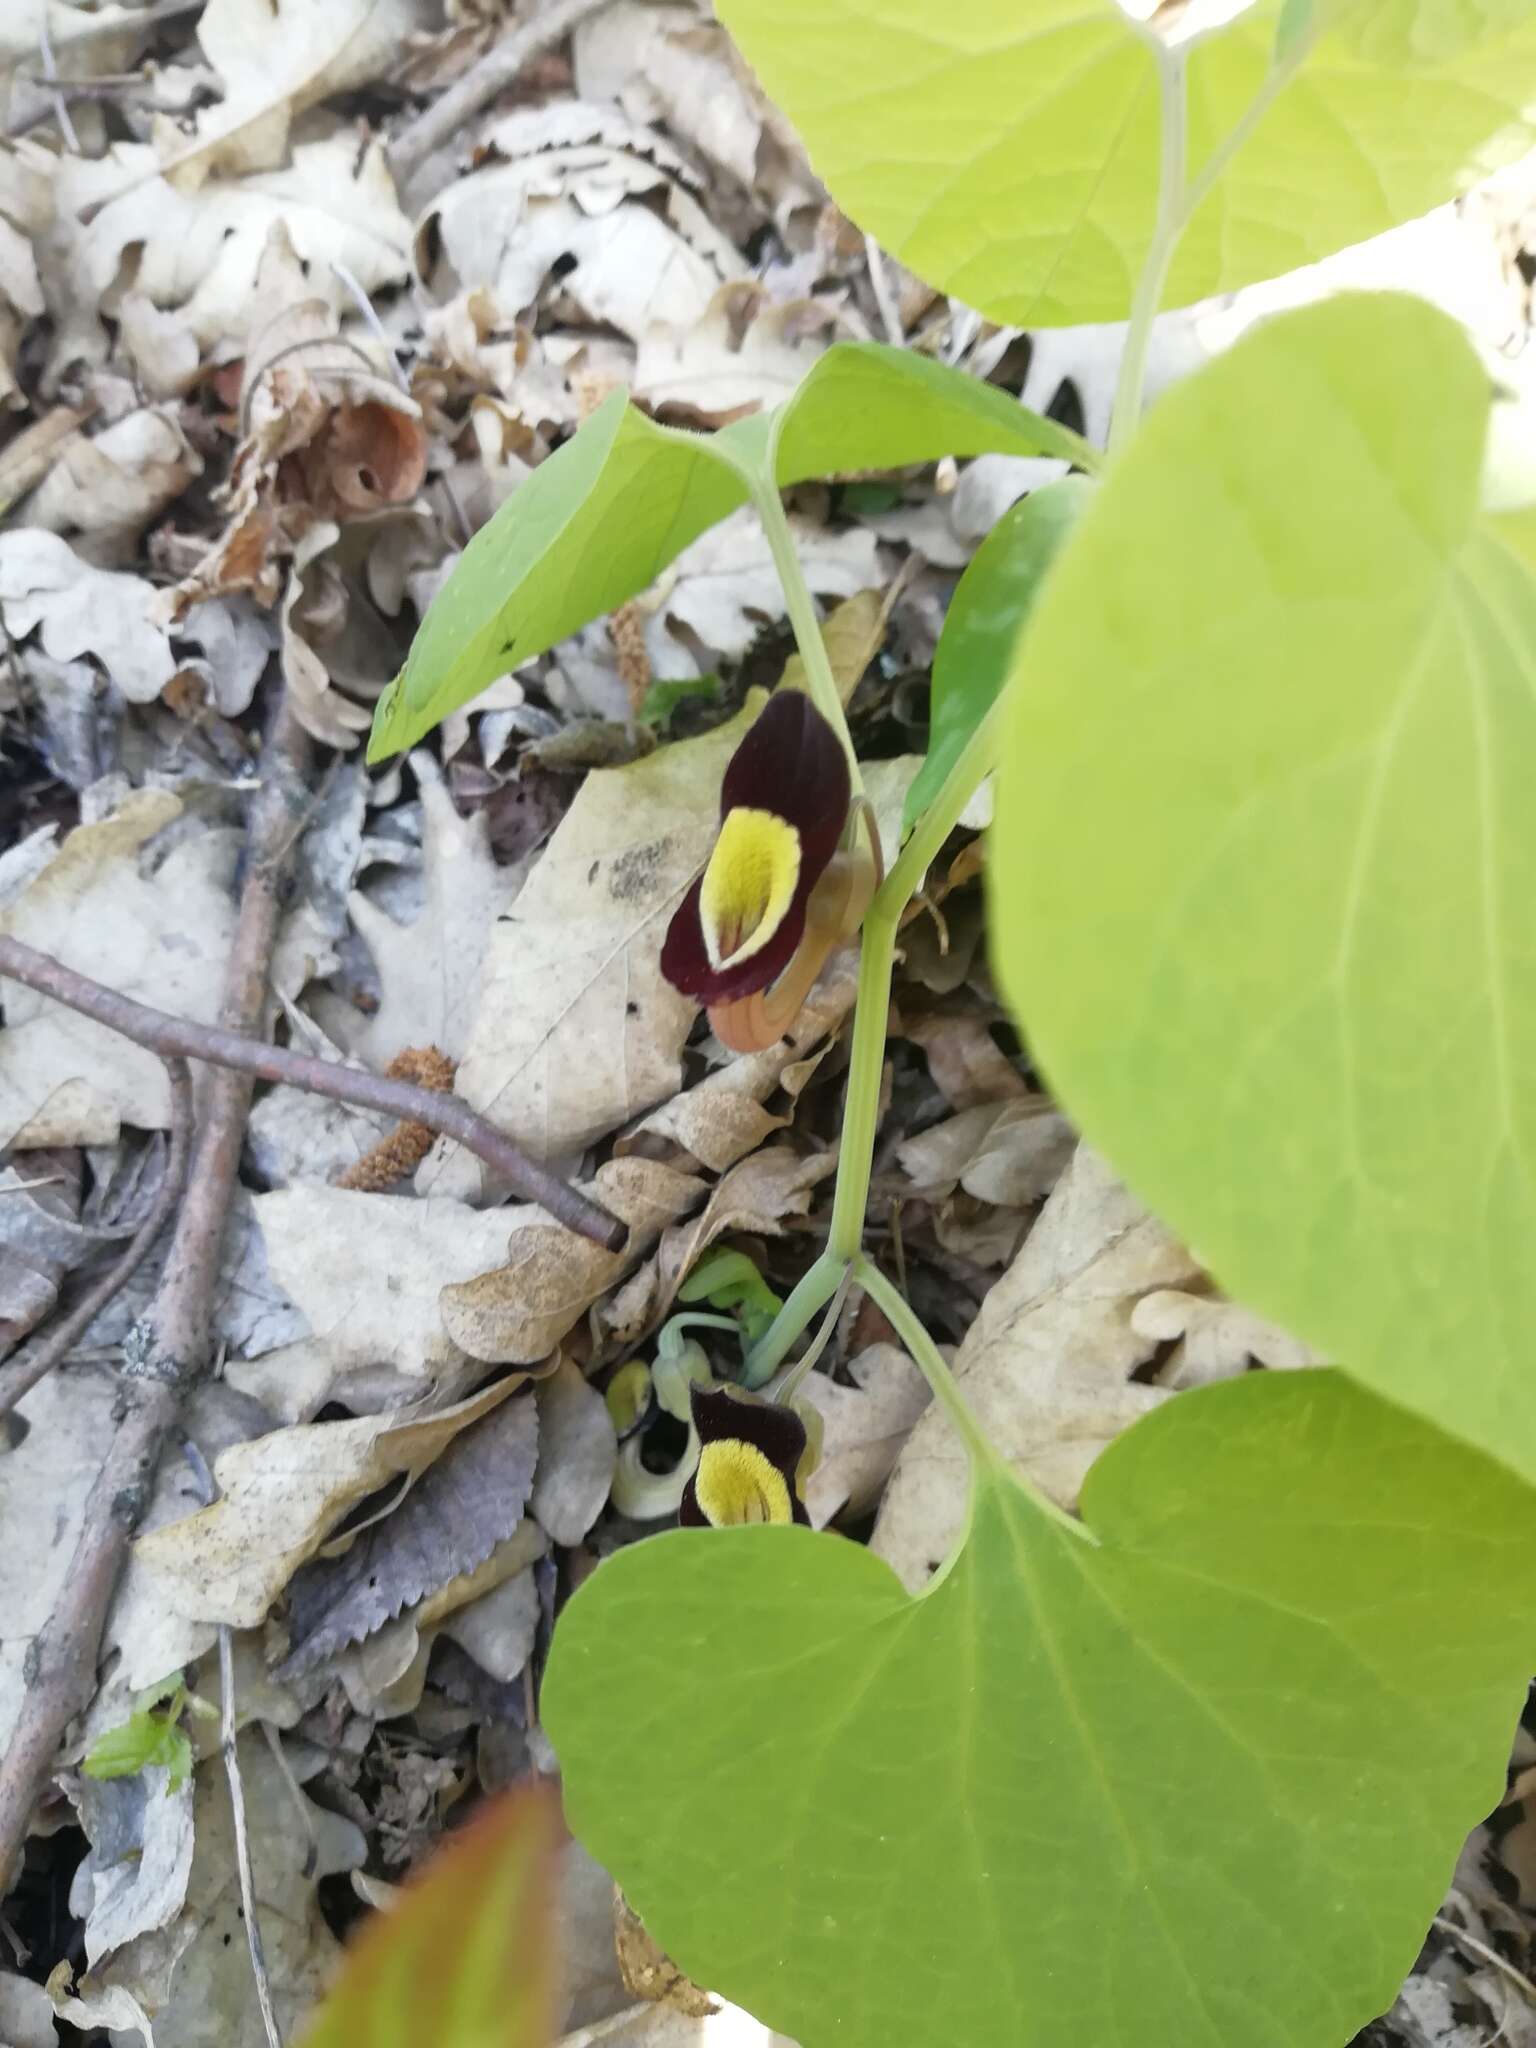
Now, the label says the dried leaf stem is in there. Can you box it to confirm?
[182,1439,284,2048]
[0,948,624,1249]
[388,0,615,185]
[0,1063,193,1420]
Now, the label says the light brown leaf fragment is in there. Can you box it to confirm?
[529,1357,619,1547]
[897,1098,1075,1208]
[799,1344,931,1530]
[900,1010,1027,1111]
[133,1379,526,1629]
[872,1144,1201,1592]
[441,1158,704,1365]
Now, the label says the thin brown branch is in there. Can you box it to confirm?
[0,1062,193,1421]
[388,0,614,185]
[0,701,310,1893]
[0,944,625,1250]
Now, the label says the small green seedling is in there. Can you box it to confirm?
[82,1673,215,1793]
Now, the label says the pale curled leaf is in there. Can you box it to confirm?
[133,1380,527,1629]
[529,1358,619,1548]
[548,1370,1536,2048]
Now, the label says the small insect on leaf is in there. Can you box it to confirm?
[294,1779,565,2048]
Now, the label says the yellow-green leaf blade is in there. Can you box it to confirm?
[368,394,746,762]
[716,0,1536,325]
[994,290,1536,1480]
[544,1370,1536,2047]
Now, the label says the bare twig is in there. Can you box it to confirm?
[864,235,905,347]
[0,701,311,1893]
[0,939,624,1248]
[36,15,81,153]
[388,0,614,185]
[1432,1916,1536,2012]
[181,1440,284,2048]
[0,1063,193,1420]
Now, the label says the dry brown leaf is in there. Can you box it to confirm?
[49,135,411,364]
[0,530,179,703]
[159,0,432,186]
[343,750,517,1067]
[134,1378,525,1629]
[900,1010,1027,1111]
[0,790,239,1146]
[528,1357,619,1546]
[635,282,833,425]
[799,1343,931,1530]
[421,104,745,343]
[168,225,426,616]
[639,510,879,678]
[229,1185,521,1422]
[612,1144,839,1349]
[425,702,759,1190]
[872,1144,1201,1592]
[896,1099,1075,1208]
[441,1158,704,1366]
[1130,1287,1318,1388]
[21,408,198,567]
[618,952,858,1172]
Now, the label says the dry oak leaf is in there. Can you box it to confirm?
[635,280,834,426]
[872,1142,1202,1592]
[23,408,199,568]
[134,1378,525,1629]
[230,1185,521,1423]
[161,0,434,187]
[50,136,411,360]
[421,102,745,344]
[441,1156,705,1366]
[425,701,760,1191]
[799,1342,932,1530]
[0,790,238,1147]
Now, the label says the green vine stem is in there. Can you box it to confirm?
[747,470,866,795]
[1108,18,1323,463]
[1108,41,1188,465]
[744,701,1004,1386]
[854,1254,1089,1540]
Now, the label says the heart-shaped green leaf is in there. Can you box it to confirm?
[295,1781,563,2048]
[993,291,1536,1484]
[903,475,1092,833]
[545,1369,1535,2048]
[715,0,1536,325]
[369,344,1093,762]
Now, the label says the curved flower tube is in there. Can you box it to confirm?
[661,692,876,1053]
[679,1383,811,1528]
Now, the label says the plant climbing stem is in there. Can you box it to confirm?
[744,702,1003,1385]
[1108,41,1188,465]
[748,470,866,795]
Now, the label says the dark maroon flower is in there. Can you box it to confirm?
[679,1383,811,1528]
[661,691,850,1008]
